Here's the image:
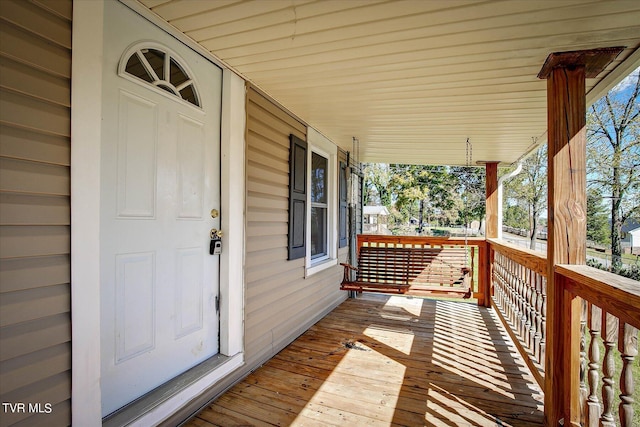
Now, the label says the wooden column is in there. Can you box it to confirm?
[538,47,623,427]
[484,162,499,307]
[485,162,499,239]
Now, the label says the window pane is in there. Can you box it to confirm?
[179,84,200,107]
[311,152,327,203]
[169,58,189,87]
[142,49,165,80]
[311,206,327,259]
[125,53,153,83]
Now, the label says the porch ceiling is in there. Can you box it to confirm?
[137,0,640,166]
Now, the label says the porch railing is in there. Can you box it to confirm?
[351,235,638,425]
[556,265,639,427]
[488,239,547,387]
[487,238,639,426]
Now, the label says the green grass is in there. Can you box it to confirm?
[586,248,640,265]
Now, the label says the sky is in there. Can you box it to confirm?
[611,66,640,94]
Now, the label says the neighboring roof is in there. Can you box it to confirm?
[622,219,640,233]
[364,206,390,216]
[137,0,640,166]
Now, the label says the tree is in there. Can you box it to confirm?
[450,166,486,227]
[362,163,392,206]
[586,188,610,245]
[504,203,529,229]
[587,69,640,270]
[390,164,454,233]
[504,144,548,249]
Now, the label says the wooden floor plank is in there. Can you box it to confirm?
[280,337,533,390]
[286,328,535,381]
[267,354,543,412]
[184,294,544,426]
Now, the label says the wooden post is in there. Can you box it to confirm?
[485,162,499,239]
[478,241,489,307]
[537,47,623,427]
[546,63,587,426]
[484,162,499,308]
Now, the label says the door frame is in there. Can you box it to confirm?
[70,1,245,424]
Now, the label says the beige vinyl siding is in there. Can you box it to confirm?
[244,86,347,367]
[0,1,72,426]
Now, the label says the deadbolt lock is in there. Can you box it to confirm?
[210,209,219,218]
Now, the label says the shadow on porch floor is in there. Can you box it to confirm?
[186,294,544,426]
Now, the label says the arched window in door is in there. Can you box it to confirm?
[119,43,201,108]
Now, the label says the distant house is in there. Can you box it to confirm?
[621,219,640,253]
[364,206,391,234]
[628,226,640,255]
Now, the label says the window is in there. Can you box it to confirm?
[288,129,338,274]
[311,152,328,260]
[119,44,201,107]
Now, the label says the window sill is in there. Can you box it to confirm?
[306,258,338,277]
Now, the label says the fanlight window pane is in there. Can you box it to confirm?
[142,49,165,80]
[170,59,189,87]
[179,85,199,107]
[122,46,201,108]
[125,54,153,83]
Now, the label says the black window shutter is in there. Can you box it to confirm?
[338,160,348,248]
[288,134,307,260]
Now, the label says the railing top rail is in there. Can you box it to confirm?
[487,238,547,276]
[357,234,485,248]
[556,264,640,329]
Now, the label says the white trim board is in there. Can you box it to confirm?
[71,1,104,424]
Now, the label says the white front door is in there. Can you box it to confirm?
[100,1,222,416]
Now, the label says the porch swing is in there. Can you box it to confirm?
[340,139,474,299]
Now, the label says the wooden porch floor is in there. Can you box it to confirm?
[186,294,544,426]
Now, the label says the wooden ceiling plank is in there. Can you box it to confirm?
[212,4,638,64]
[150,0,241,22]
[186,9,296,41]
[167,0,306,31]
[139,0,173,8]
[250,54,545,85]
[222,25,639,76]
[256,66,541,92]
[204,0,597,59]
[136,0,640,166]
